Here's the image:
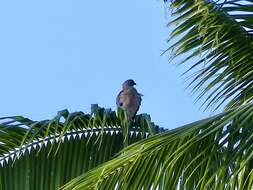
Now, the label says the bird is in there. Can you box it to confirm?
[116,79,143,121]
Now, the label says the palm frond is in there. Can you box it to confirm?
[223,0,253,32]
[165,0,253,110]
[0,105,162,190]
[61,103,253,190]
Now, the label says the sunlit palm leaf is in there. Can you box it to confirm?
[62,103,253,190]
[0,105,162,190]
[164,0,253,110]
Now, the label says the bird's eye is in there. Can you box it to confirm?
[128,80,134,86]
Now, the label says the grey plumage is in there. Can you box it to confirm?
[116,79,142,121]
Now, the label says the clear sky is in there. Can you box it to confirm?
[0,0,215,129]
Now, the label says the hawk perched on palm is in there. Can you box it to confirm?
[116,79,143,121]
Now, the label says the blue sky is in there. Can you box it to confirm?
[0,0,214,128]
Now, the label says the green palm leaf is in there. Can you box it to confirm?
[165,0,253,110]
[223,0,253,32]
[62,103,253,190]
[0,105,162,190]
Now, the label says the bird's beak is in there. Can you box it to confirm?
[134,82,137,85]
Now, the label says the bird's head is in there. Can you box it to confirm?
[122,79,136,89]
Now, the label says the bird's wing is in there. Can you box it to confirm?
[116,90,124,107]
[132,92,142,117]
[124,88,142,119]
